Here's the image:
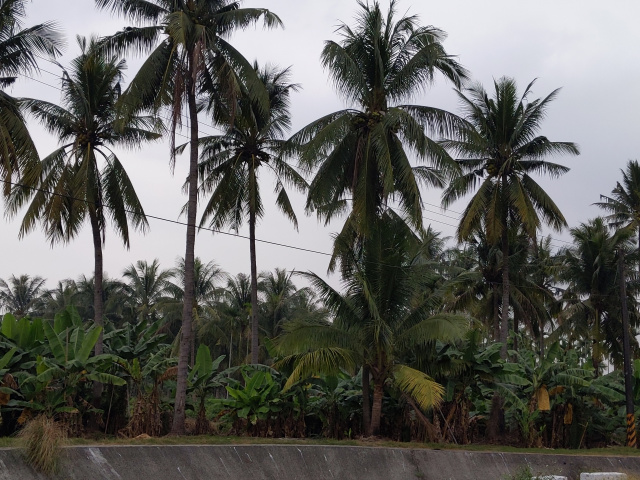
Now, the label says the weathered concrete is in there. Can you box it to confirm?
[580,474,628,480]
[0,444,638,480]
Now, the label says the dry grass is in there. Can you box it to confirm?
[17,415,67,475]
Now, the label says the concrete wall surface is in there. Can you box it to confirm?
[0,444,639,480]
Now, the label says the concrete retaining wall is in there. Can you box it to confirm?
[0,444,639,480]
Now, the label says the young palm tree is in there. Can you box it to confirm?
[596,159,640,275]
[95,0,281,433]
[0,273,46,317]
[196,63,306,364]
[6,37,160,362]
[276,210,468,435]
[0,0,61,195]
[441,77,579,358]
[291,0,467,248]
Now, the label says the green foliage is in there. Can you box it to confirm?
[0,307,124,424]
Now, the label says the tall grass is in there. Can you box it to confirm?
[18,415,67,475]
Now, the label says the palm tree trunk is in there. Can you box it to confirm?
[171,74,199,436]
[369,376,384,436]
[500,221,510,360]
[249,202,259,365]
[89,209,104,403]
[362,365,371,435]
[592,310,600,378]
[493,284,500,341]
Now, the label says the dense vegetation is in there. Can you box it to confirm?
[0,0,638,451]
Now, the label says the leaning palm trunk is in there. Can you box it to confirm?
[89,209,104,402]
[172,74,199,436]
[249,205,259,364]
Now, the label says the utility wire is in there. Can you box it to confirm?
[1,178,633,302]
[0,178,333,258]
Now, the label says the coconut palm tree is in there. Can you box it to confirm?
[558,217,638,376]
[74,273,128,328]
[164,257,227,364]
[0,273,46,317]
[259,268,301,339]
[290,0,467,251]
[41,279,79,318]
[441,77,579,358]
[596,159,640,275]
[218,272,252,365]
[276,210,468,435]
[196,63,306,364]
[6,37,160,361]
[0,0,61,195]
[122,259,172,323]
[95,0,281,434]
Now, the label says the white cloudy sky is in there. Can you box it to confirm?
[2,0,640,290]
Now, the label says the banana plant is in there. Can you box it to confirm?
[186,345,225,433]
[104,317,168,362]
[217,367,283,435]
[8,319,125,420]
[496,342,591,446]
[116,345,176,437]
[0,313,45,352]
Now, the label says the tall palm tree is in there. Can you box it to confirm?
[291,0,467,250]
[558,217,638,376]
[441,77,579,358]
[6,37,160,362]
[0,0,61,195]
[95,0,281,434]
[122,259,172,323]
[196,63,306,364]
[596,159,640,275]
[277,210,468,435]
[0,273,46,317]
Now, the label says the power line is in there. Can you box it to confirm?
[2,178,636,302]
[1,178,333,258]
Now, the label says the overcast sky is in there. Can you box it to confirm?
[2,0,640,291]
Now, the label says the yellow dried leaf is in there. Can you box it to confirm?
[548,386,565,396]
[536,385,550,411]
[564,403,573,425]
[17,409,32,425]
